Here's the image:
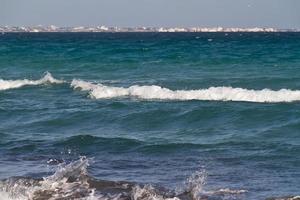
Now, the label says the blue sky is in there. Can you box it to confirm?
[1,0,299,28]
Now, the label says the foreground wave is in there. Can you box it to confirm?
[0,72,64,91]
[71,80,300,103]
[0,157,248,200]
[0,157,298,200]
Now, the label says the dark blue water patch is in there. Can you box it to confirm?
[2,133,299,159]
[54,135,143,153]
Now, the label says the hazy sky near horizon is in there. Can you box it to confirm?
[1,0,300,28]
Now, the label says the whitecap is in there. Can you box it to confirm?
[0,72,64,91]
[71,80,300,103]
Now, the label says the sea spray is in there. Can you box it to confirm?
[183,170,207,200]
[0,157,94,200]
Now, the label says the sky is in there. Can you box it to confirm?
[1,0,300,28]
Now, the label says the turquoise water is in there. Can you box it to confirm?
[0,32,300,200]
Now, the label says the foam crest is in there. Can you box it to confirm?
[0,157,95,200]
[71,80,300,103]
[132,185,179,200]
[0,72,64,91]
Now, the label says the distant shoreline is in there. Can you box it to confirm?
[1,26,299,33]
[2,31,300,33]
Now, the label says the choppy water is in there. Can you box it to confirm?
[0,32,300,200]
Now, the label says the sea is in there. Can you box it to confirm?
[0,32,299,200]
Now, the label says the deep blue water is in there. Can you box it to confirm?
[0,32,300,200]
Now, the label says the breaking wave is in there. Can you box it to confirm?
[71,80,300,103]
[3,73,300,103]
[0,157,249,200]
[0,72,64,91]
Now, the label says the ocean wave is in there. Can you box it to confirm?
[0,72,64,91]
[0,157,249,200]
[71,80,300,103]
[2,74,300,103]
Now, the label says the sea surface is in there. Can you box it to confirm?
[0,32,299,200]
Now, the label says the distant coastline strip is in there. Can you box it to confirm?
[1,26,299,33]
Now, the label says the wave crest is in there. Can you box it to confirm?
[0,157,94,200]
[71,80,300,103]
[0,72,64,91]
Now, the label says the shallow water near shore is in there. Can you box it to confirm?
[0,32,300,200]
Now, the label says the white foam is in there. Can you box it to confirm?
[0,72,64,91]
[210,188,247,195]
[71,79,300,103]
[132,185,180,200]
[0,191,14,200]
[0,157,95,200]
